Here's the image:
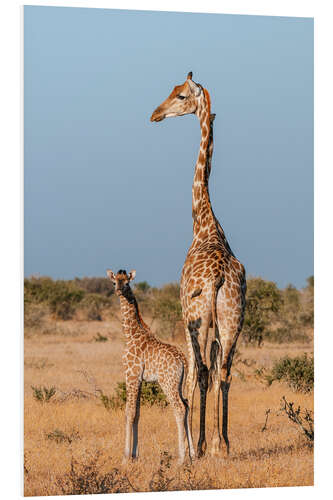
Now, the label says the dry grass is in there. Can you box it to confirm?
[24,316,313,496]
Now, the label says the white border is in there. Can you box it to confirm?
[1,1,332,499]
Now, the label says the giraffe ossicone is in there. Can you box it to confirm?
[106,268,195,464]
[151,72,246,458]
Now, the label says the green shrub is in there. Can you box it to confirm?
[24,277,84,320]
[140,381,168,407]
[31,385,56,402]
[283,284,301,316]
[151,283,182,339]
[243,277,282,346]
[134,281,151,293]
[94,332,108,342]
[79,293,111,321]
[46,429,80,444]
[56,451,134,495]
[99,391,122,411]
[24,303,48,328]
[300,276,314,327]
[24,276,55,304]
[73,277,115,296]
[99,381,167,411]
[266,354,314,392]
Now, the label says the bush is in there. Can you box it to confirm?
[56,452,134,495]
[280,396,314,442]
[99,391,123,411]
[94,332,108,342]
[149,451,217,492]
[243,277,282,346]
[24,303,48,328]
[151,283,182,339]
[99,381,167,411]
[31,385,56,402]
[300,276,314,327]
[79,293,111,321]
[24,277,84,320]
[135,281,151,293]
[73,277,114,297]
[46,429,80,444]
[140,381,168,407]
[266,354,314,392]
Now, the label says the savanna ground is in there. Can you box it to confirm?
[24,276,314,496]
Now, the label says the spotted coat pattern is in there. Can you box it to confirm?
[106,269,195,463]
[151,73,246,458]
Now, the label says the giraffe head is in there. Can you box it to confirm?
[150,72,204,122]
[106,269,136,296]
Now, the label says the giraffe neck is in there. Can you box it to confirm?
[118,287,147,340]
[192,90,215,236]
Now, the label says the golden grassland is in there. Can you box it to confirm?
[24,316,313,496]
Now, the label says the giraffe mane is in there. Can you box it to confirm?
[203,88,211,117]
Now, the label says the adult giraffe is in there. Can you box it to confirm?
[150,72,246,458]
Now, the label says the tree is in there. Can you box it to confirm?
[243,277,282,346]
[300,276,314,327]
[135,281,151,293]
[151,283,182,339]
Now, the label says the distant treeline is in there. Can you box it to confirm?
[24,275,313,345]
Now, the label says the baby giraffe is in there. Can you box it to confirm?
[106,269,195,464]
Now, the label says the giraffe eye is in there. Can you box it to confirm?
[177,95,186,100]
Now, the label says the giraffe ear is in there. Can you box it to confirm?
[128,270,136,281]
[106,269,115,281]
[187,78,201,96]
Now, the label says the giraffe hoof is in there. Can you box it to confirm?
[210,438,223,457]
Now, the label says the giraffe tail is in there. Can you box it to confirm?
[179,356,188,405]
[208,281,222,391]
[208,338,220,391]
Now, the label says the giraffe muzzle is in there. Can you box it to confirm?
[150,108,165,122]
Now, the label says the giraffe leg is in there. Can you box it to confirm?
[160,377,187,464]
[179,363,195,460]
[132,384,141,459]
[184,399,196,461]
[123,381,141,463]
[221,376,231,454]
[220,342,236,455]
[197,368,208,457]
[216,281,244,456]
[210,339,222,455]
[186,354,197,443]
[188,319,208,458]
[175,409,186,464]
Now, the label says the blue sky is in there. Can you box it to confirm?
[24,6,313,289]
